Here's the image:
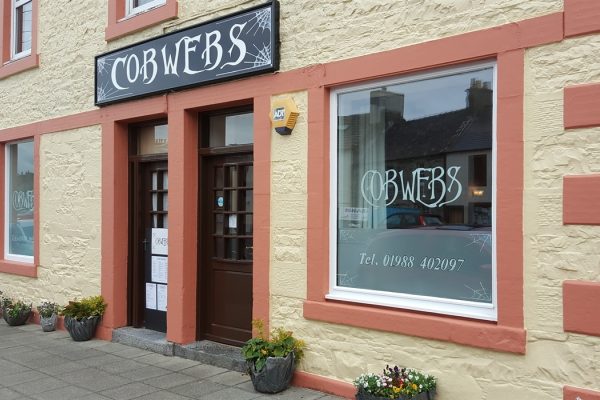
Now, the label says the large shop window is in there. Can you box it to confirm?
[329,62,496,320]
[5,140,34,262]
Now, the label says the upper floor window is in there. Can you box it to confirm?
[11,0,32,60]
[5,139,34,262]
[329,62,496,320]
[126,0,165,17]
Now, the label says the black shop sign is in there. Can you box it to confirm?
[95,1,279,105]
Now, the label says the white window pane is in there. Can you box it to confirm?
[334,65,495,315]
[13,1,32,56]
[6,140,34,258]
[127,0,166,16]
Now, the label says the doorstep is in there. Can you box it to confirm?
[112,327,246,372]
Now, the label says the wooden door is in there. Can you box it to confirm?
[200,153,253,346]
[131,161,168,332]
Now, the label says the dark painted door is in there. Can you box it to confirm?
[200,153,253,346]
[132,161,168,332]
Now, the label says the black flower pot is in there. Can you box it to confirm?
[355,390,436,400]
[248,352,295,394]
[64,316,100,341]
[2,307,31,326]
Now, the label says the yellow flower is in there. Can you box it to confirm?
[412,383,418,390]
[393,387,401,394]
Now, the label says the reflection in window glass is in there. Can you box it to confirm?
[127,0,165,16]
[209,113,254,147]
[6,140,34,259]
[13,0,32,58]
[335,65,495,318]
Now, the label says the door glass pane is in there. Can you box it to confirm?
[152,172,158,190]
[242,239,253,261]
[152,193,158,211]
[244,215,253,235]
[240,165,253,187]
[225,238,238,260]
[215,237,224,258]
[227,190,237,212]
[215,214,224,235]
[215,191,224,210]
[163,171,168,189]
[208,112,253,147]
[153,215,158,228]
[162,215,168,229]
[215,167,224,188]
[241,190,253,212]
[162,194,168,211]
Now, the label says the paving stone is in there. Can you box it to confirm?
[254,387,329,400]
[79,394,114,400]
[58,367,131,392]
[152,356,199,372]
[100,382,160,400]
[207,370,251,386]
[61,348,108,361]
[0,370,48,387]
[10,376,67,395]
[0,360,33,377]
[142,372,197,389]
[80,353,125,367]
[201,386,262,400]
[0,387,23,400]
[119,365,171,381]
[133,352,172,365]
[96,359,147,374]
[30,385,94,400]
[37,360,88,377]
[171,380,227,398]
[179,364,228,379]
[134,390,193,400]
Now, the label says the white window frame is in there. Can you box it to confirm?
[5,140,34,264]
[327,61,498,321]
[125,0,166,18]
[11,0,32,60]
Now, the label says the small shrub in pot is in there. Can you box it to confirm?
[60,295,107,341]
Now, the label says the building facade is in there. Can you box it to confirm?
[1,0,600,398]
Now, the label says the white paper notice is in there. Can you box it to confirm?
[145,283,157,310]
[157,284,167,311]
[151,228,168,255]
[228,214,237,229]
[151,256,168,284]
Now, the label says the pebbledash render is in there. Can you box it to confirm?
[1,0,600,399]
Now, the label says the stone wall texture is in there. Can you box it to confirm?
[0,126,102,306]
[3,0,600,399]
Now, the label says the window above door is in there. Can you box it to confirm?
[105,0,178,41]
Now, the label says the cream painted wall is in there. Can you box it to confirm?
[0,0,561,129]
[267,35,600,400]
[0,126,102,306]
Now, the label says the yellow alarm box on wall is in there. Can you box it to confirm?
[271,97,299,135]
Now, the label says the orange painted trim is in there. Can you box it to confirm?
[0,0,40,79]
[0,260,36,277]
[304,36,526,353]
[100,121,130,331]
[563,280,600,336]
[252,95,271,330]
[563,175,600,225]
[564,385,600,400]
[166,109,198,344]
[564,0,600,38]
[33,135,40,267]
[321,12,562,87]
[564,83,600,129]
[293,371,355,399]
[304,301,526,354]
[106,0,178,41]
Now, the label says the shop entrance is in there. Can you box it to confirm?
[129,123,169,333]
[198,110,254,346]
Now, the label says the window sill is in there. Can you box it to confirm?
[303,299,526,354]
[0,259,37,277]
[105,1,178,41]
[0,54,40,80]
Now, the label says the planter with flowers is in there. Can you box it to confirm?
[354,365,436,400]
[241,320,306,394]
[60,295,107,341]
[37,301,60,332]
[1,293,32,327]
